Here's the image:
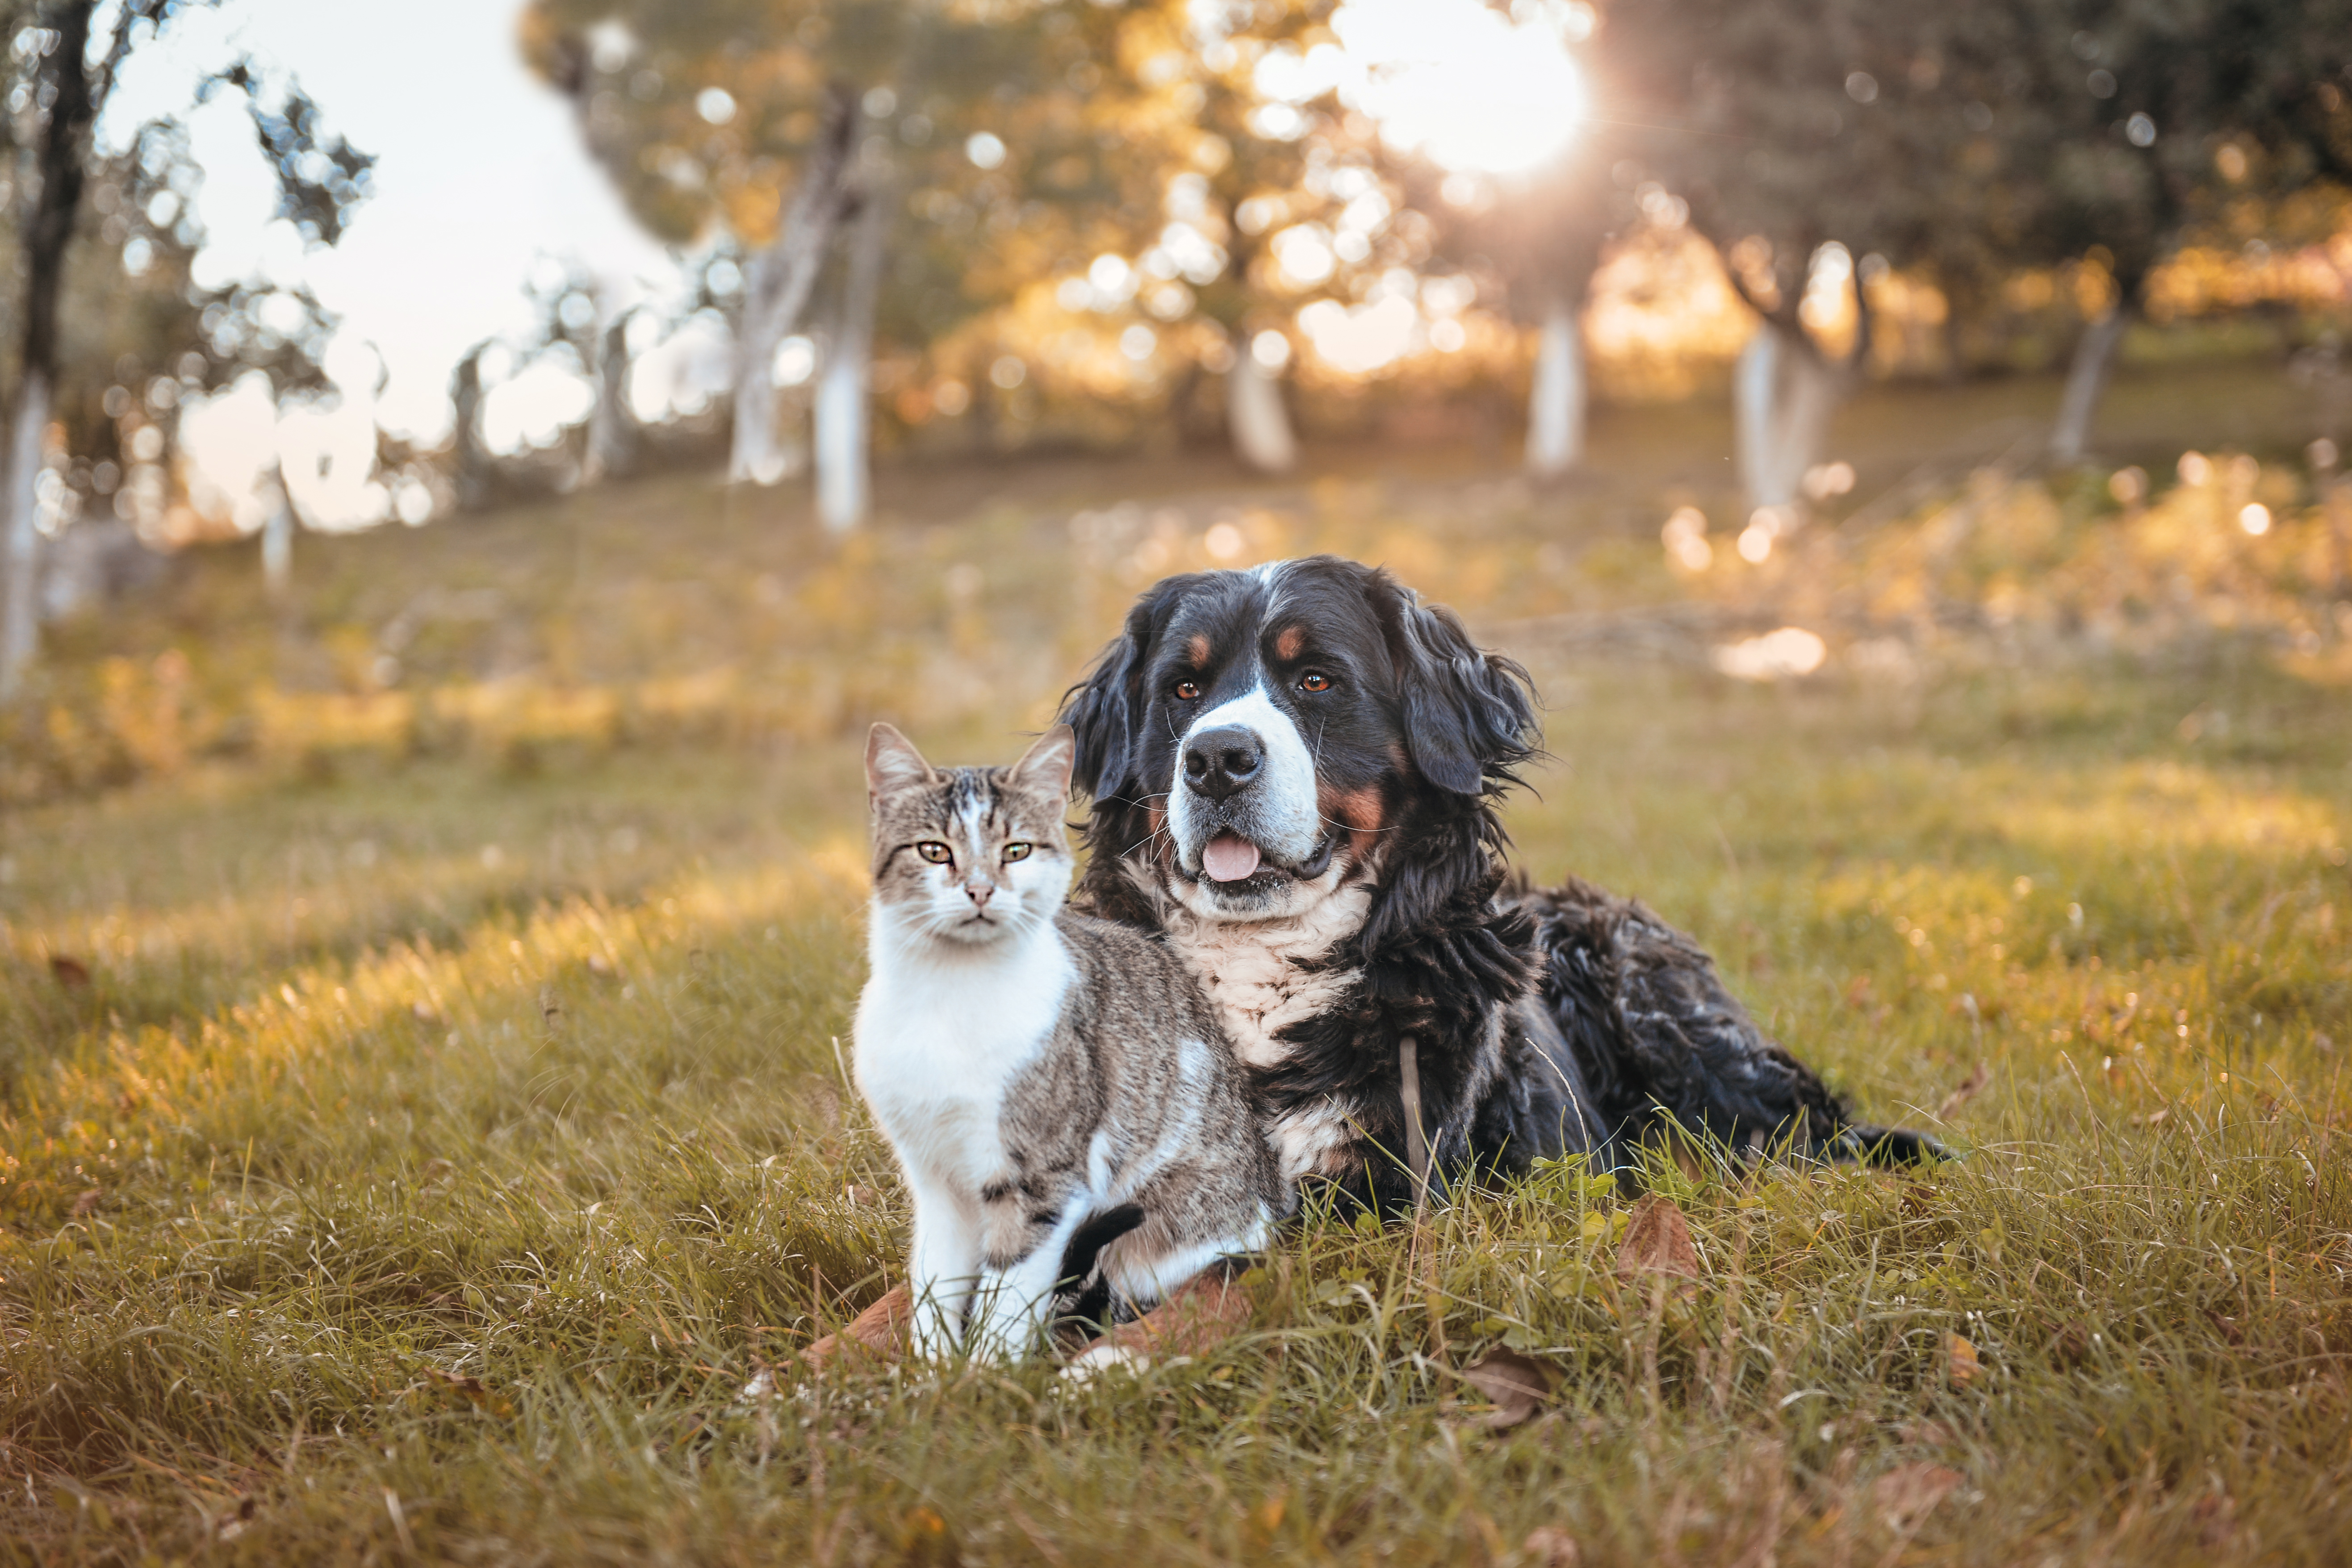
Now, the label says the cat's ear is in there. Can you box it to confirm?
[1009,724,1077,798]
[865,723,935,799]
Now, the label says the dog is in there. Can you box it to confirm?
[1058,555,1940,1216]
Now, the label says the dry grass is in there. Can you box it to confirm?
[3,371,2350,1563]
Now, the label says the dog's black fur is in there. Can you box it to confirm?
[1059,556,1938,1214]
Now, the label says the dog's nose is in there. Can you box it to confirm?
[1182,724,1263,802]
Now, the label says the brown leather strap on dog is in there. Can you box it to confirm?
[1399,1034,1430,1215]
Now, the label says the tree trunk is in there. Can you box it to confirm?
[1226,337,1297,473]
[449,343,496,512]
[0,373,50,694]
[0,0,99,700]
[2050,305,2131,467]
[1734,322,1842,512]
[816,177,892,533]
[585,307,640,483]
[1523,293,1586,480]
[261,462,295,601]
[1733,326,1780,506]
[731,86,858,487]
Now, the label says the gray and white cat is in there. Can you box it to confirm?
[854,722,1291,1361]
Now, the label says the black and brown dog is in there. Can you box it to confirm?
[1057,554,1939,1217]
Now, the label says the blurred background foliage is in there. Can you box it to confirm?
[0,0,2344,792]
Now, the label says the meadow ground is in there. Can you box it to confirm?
[3,358,2351,1564]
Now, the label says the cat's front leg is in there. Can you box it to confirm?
[906,1187,983,1359]
[967,1206,1092,1362]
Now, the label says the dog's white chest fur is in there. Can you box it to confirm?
[853,916,1074,1198]
[1162,882,1373,1182]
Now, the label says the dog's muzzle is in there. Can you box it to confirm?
[1167,688,1324,885]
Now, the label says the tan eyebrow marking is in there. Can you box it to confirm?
[1185,633,1210,665]
[1274,626,1305,661]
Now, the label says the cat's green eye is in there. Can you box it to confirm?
[915,842,954,865]
[1002,842,1033,863]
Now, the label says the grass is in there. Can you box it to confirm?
[3,359,2351,1563]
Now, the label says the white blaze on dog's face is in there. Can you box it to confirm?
[1165,682,1328,912]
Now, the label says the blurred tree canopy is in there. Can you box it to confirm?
[0,0,372,697]
[1592,0,2352,507]
[519,0,1359,488]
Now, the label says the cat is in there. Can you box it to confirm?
[853,721,1293,1362]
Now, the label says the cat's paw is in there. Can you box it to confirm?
[1060,1341,1151,1384]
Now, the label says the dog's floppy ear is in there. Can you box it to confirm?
[1058,576,1189,801]
[1382,582,1539,796]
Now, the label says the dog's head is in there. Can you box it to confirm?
[1058,556,1538,947]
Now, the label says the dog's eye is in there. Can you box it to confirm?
[1298,671,1332,693]
[1001,842,1033,863]
[915,842,954,865]
[1173,680,1201,701]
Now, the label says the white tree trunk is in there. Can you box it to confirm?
[730,96,857,487]
[585,307,639,484]
[0,371,52,699]
[1733,327,1779,504]
[261,464,294,601]
[1734,323,1841,510]
[2051,306,2130,466]
[1524,296,1587,479]
[816,177,892,533]
[1226,342,1297,473]
[814,341,866,532]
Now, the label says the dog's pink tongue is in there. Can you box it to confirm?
[1202,833,1262,883]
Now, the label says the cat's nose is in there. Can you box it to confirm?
[965,880,994,909]
[1182,724,1263,802]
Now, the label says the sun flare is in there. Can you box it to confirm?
[1331,0,1591,176]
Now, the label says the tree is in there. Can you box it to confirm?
[1959,1,2352,463]
[1113,0,1346,473]
[525,0,1350,505]
[1403,146,1625,481]
[523,0,1151,514]
[0,3,369,697]
[1603,0,2352,493]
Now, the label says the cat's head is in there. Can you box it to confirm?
[864,723,1076,947]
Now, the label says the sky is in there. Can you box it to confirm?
[101,0,1586,531]
[106,0,673,527]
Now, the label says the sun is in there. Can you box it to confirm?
[1330,0,1592,177]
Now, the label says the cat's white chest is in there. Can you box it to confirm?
[853,917,1074,1197]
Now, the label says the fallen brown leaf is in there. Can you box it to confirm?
[70,1187,103,1218]
[2193,1492,2236,1548]
[843,1184,880,1209]
[425,1366,515,1417]
[1896,1418,1955,1448]
[49,955,91,989]
[1615,1193,1702,1281]
[1937,1061,1991,1119]
[1522,1526,1580,1566]
[1946,1332,1981,1387]
[1458,1346,1557,1430]
[1872,1463,1963,1530]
